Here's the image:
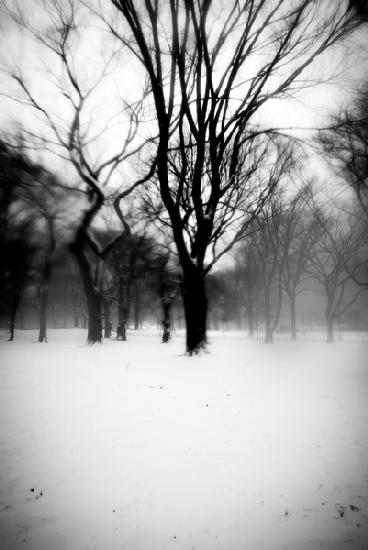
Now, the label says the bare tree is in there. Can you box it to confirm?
[20,170,60,343]
[308,202,366,342]
[320,83,368,222]
[280,186,320,340]
[103,0,363,354]
[2,0,147,343]
[251,199,285,344]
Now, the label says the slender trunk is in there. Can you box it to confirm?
[161,301,171,343]
[325,293,334,343]
[38,219,56,342]
[38,291,48,343]
[73,312,79,328]
[117,305,128,341]
[289,291,297,341]
[326,313,334,343]
[264,290,273,344]
[134,280,140,330]
[38,269,51,343]
[69,244,102,344]
[246,248,256,337]
[117,277,129,341]
[8,307,16,341]
[181,266,207,354]
[102,298,112,338]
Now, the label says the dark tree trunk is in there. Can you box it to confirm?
[103,298,112,338]
[37,219,56,342]
[38,294,48,343]
[134,281,140,330]
[161,301,171,343]
[38,267,51,343]
[181,267,207,354]
[7,289,22,341]
[117,274,131,341]
[69,244,102,344]
[264,292,273,344]
[8,307,16,341]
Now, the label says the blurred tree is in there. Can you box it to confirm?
[279,186,320,340]
[308,200,366,342]
[3,0,148,343]
[0,141,38,339]
[156,250,180,343]
[320,83,368,223]
[251,199,285,344]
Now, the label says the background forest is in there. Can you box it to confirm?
[0,0,367,349]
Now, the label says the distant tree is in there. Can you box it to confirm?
[233,243,262,336]
[18,168,66,342]
[251,199,285,344]
[279,187,320,340]
[105,230,156,340]
[308,203,366,342]
[156,250,180,343]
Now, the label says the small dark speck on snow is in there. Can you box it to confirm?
[338,506,346,517]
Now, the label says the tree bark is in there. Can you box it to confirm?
[181,266,207,354]
[102,298,112,338]
[69,244,103,344]
[117,277,129,341]
[38,289,48,343]
[161,301,171,343]
[264,290,274,344]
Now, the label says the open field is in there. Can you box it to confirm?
[0,329,367,549]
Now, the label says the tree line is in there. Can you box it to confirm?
[0,0,367,352]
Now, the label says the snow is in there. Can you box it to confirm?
[0,329,367,550]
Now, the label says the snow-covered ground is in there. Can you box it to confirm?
[0,329,367,550]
